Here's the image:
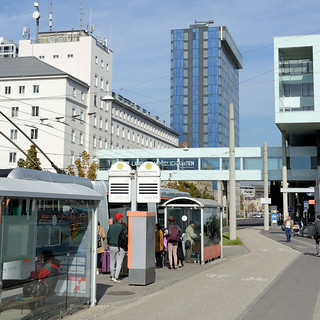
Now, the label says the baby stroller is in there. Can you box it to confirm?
[293,224,300,236]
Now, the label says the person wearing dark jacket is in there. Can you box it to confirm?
[107,213,125,282]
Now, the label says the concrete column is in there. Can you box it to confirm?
[282,132,288,219]
[229,103,236,240]
[264,141,269,231]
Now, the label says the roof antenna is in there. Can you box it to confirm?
[33,2,40,41]
[49,0,53,31]
[79,0,83,31]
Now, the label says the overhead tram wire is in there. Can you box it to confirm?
[0,110,64,173]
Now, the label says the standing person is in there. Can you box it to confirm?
[155,224,164,268]
[312,215,320,257]
[108,217,114,226]
[97,221,106,275]
[284,215,293,242]
[177,234,184,267]
[107,213,125,282]
[166,216,182,270]
[185,221,198,263]
[163,228,168,267]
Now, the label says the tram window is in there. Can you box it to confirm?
[6,199,32,216]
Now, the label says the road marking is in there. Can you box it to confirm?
[259,249,268,252]
[242,277,267,282]
[206,273,230,279]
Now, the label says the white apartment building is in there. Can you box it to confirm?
[0,37,19,58]
[0,56,89,170]
[111,93,179,149]
[19,30,114,160]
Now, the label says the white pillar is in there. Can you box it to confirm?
[229,103,236,240]
[282,132,288,219]
[264,141,269,230]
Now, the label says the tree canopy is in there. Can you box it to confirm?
[164,180,215,200]
[66,150,99,181]
[17,144,42,170]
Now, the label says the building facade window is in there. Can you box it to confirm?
[19,86,25,94]
[53,54,59,59]
[95,75,98,87]
[67,54,73,58]
[79,132,83,145]
[11,107,19,117]
[73,88,77,97]
[10,129,18,140]
[31,106,39,117]
[93,135,97,148]
[70,152,75,165]
[5,86,11,94]
[31,128,38,139]
[9,152,16,163]
[33,85,39,93]
[39,55,45,59]
[94,94,97,106]
[71,130,75,143]
[81,92,85,101]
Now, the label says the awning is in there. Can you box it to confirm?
[162,196,223,208]
[0,178,102,201]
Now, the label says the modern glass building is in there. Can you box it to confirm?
[171,22,242,147]
[274,34,320,217]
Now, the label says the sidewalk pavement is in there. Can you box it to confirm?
[64,226,306,320]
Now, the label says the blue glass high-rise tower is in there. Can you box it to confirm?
[171,22,242,147]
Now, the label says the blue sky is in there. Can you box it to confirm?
[1,0,320,147]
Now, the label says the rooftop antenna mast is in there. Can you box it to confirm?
[33,2,41,41]
[49,0,53,31]
[80,0,83,31]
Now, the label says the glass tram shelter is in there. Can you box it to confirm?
[0,168,102,320]
[162,197,223,264]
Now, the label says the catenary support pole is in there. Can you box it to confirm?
[229,103,236,240]
[264,141,269,231]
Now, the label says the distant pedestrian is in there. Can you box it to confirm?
[107,213,125,282]
[284,216,293,242]
[312,215,320,257]
[155,224,164,268]
[108,217,114,226]
[97,221,106,275]
[299,219,304,237]
[185,221,198,262]
[166,216,182,270]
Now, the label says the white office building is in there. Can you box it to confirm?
[111,93,179,149]
[274,34,320,217]
[0,57,89,170]
[0,37,19,58]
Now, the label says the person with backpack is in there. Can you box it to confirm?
[107,213,125,282]
[166,216,182,270]
[312,215,320,257]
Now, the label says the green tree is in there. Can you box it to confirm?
[67,150,99,181]
[17,144,42,170]
[164,180,214,199]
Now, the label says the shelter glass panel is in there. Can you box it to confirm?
[0,197,94,319]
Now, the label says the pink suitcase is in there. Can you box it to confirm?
[101,249,110,273]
